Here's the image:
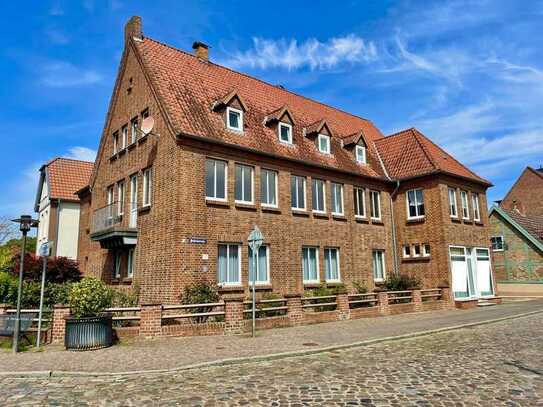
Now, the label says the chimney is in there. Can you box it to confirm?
[192,41,209,61]
[125,16,143,42]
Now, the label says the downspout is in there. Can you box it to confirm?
[390,180,401,275]
[54,198,61,257]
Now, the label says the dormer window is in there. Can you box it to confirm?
[226,107,243,131]
[355,145,366,164]
[279,122,292,144]
[318,134,330,154]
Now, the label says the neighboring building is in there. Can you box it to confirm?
[34,158,94,259]
[500,166,543,217]
[77,16,495,305]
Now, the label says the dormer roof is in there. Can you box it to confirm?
[263,105,296,126]
[342,130,367,147]
[305,119,333,137]
[211,89,248,112]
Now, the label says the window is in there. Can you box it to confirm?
[130,117,138,144]
[248,245,269,285]
[312,179,326,213]
[114,252,121,279]
[291,175,306,210]
[354,187,365,218]
[372,250,385,282]
[324,248,340,282]
[127,248,135,278]
[318,134,331,154]
[355,145,366,164]
[370,190,381,220]
[107,186,114,206]
[117,181,125,215]
[261,169,278,207]
[112,132,119,155]
[226,107,243,131]
[472,193,481,221]
[413,244,421,257]
[121,125,128,149]
[143,168,152,207]
[491,236,504,251]
[278,122,292,144]
[235,164,253,204]
[141,108,149,120]
[403,245,411,258]
[205,159,227,201]
[331,183,344,215]
[217,244,241,285]
[407,189,425,219]
[423,244,430,257]
[302,247,319,283]
[448,188,458,218]
[460,191,469,219]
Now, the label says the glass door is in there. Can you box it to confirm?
[450,246,476,299]
[475,248,494,297]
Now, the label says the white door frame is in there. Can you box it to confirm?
[449,245,494,300]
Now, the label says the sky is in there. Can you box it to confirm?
[1,0,542,219]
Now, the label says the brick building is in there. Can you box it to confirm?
[77,17,496,305]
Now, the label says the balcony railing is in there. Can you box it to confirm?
[91,202,134,235]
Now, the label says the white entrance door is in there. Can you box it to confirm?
[129,175,138,228]
[450,246,475,299]
[475,248,494,297]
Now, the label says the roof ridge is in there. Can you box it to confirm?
[54,157,94,164]
[411,129,439,171]
[383,127,417,140]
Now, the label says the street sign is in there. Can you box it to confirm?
[38,242,51,257]
[247,225,264,251]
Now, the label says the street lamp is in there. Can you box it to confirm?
[11,215,38,353]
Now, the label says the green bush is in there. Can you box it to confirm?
[111,285,140,308]
[383,274,422,291]
[304,284,344,312]
[0,271,17,304]
[0,271,72,308]
[69,278,113,318]
[180,282,220,323]
[352,281,368,294]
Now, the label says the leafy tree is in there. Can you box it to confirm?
[9,253,81,283]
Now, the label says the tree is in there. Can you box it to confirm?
[0,217,18,245]
[0,236,36,272]
[9,253,81,283]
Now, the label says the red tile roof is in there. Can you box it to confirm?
[504,208,543,244]
[45,158,94,201]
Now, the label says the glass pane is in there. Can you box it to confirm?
[302,248,309,281]
[297,178,305,208]
[331,249,338,280]
[291,176,297,208]
[258,246,267,282]
[216,161,225,199]
[244,167,252,202]
[309,248,317,280]
[218,245,227,283]
[229,111,239,128]
[235,165,243,201]
[261,171,269,204]
[280,125,290,142]
[229,245,239,283]
[268,172,276,205]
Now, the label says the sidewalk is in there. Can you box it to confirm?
[1,299,542,375]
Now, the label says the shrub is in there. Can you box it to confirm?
[9,254,81,283]
[180,282,220,323]
[0,271,17,304]
[245,292,286,319]
[0,271,72,308]
[111,285,140,308]
[304,284,343,312]
[352,281,368,294]
[383,274,422,291]
[69,278,113,318]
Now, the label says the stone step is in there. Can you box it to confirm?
[477,300,497,307]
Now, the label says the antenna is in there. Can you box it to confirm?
[140,116,155,136]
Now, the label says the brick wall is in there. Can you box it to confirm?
[501,168,543,217]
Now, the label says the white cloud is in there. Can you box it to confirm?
[66,147,96,162]
[40,61,102,88]
[223,34,377,71]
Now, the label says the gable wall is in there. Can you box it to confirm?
[501,168,543,216]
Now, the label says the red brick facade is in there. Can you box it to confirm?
[501,167,543,217]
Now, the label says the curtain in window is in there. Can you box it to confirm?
[248,246,268,283]
[325,249,339,281]
[372,251,383,280]
[229,245,239,283]
[218,245,228,283]
[216,161,226,199]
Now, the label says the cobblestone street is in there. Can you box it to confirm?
[1,312,542,406]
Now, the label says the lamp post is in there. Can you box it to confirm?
[247,225,264,338]
[11,215,38,353]
[36,241,51,349]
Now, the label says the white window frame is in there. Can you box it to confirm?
[331,182,344,216]
[248,245,270,286]
[234,164,254,204]
[130,117,138,144]
[226,106,243,132]
[205,159,228,202]
[291,175,307,211]
[448,187,458,218]
[217,243,242,286]
[311,178,326,214]
[413,244,421,258]
[354,187,366,218]
[491,236,504,252]
[460,190,470,220]
[127,248,135,278]
[278,122,293,144]
[472,193,481,222]
[302,246,320,284]
[114,251,121,279]
[403,245,411,258]
[113,132,119,155]
[370,190,381,220]
[107,186,114,206]
[143,168,152,207]
[423,244,431,257]
[372,250,385,282]
[406,188,425,220]
[317,133,331,154]
[121,125,128,149]
[117,181,125,215]
[261,169,278,208]
[355,145,366,164]
[324,247,341,283]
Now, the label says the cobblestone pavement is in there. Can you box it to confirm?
[1,313,542,406]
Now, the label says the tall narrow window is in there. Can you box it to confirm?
[354,187,365,218]
[331,183,344,215]
[129,175,138,228]
[261,169,278,207]
[112,131,119,155]
[302,247,319,283]
[407,189,425,219]
[235,164,253,204]
[460,191,469,219]
[143,168,152,207]
[278,122,292,144]
[291,175,306,210]
[121,125,128,149]
[312,179,326,213]
[226,107,243,131]
[248,245,269,285]
[423,244,431,257]
[372,250,385,282]
[217,244,241,285]
[355,145,366,164]
[472,193,481,221]
[205,159,227,201]
[107,186,114,206]
[448,188,458,218]
[318,134,330,154]
[107,186,114,221]
[114,251,121,279]
[370,190,381,220]
[127,248,135,278]
[413,244,421,257]
[324,248,340,282]
[117,181,125,215]
[130,117,138,144]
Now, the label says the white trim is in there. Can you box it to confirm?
[205,159,228,202]
[142,168,152,207]
[472,193,481,222]
[324,247,341,283]
[117,181,125,215]
[354,187,366,218]
[127,248,135,278]
[302,246,320,284]
[423,244,431,257]
[406,188,425,220]
[331,182,344,216]
[121,125,128,149]
[261,169,279,208]
[234,164,254,204]
[114,251,121,279]
[291,175,307,211]
[226,106,243,132]
[413,244,421,257]
[112,132,119,155]
[355,145,366,164]
[491,235,504,252]
[249,245,271,286]
[311,178,326,214]
[460,190,470,220]
[403,245,411,258]
[448,187,458,218]
[130,117,138,145]
[217,243,242,286]
[317,133,331,154]
[372,250,385,282]
[370,190,381,220]
[278,122,293,144]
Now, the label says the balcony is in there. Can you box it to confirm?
[90,202,137,249]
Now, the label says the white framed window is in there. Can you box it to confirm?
[302,246,319,283]
[248,245,270,285]
[121,125,128,149]
[130,117,138,144]
[291,175,306,210]
[318,134,330,154]
[331,183,344,215]
[354,187,365,218]
[235,164,254,204]
[423,244,430,257]
[372,250,385,282]
[278,122,293,144]
[226,107,243,131]
[324,248,340,282]
[312,179,326,213]
[355,145,366,164]
[217,243,241,285]
[370,190,381,220]
[143,168,152,207]
[205,159,227,201]
[261,169,278,207]
[107,185,114,206]
[472,193,481,221]
[413,244,421,257]
[127,248,135,278]
[114,251,121,279]
[460,190,469,219]
[112,131,119,155]
[407,189,425,219]
[117,181,125,215]
[448,188,458,218]
[491,236,504,251]
[403,245,411,258]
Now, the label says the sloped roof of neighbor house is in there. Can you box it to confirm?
[490,205,543,252]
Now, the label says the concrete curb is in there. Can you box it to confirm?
[1,308,542,379]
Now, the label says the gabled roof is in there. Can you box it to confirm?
[342,130,367,147]
[305,119,332,137]
[211,89,248,112]
[490,205,543,252]
[263,105,295,125]
[374,128,491,186]
[34,158,94,211]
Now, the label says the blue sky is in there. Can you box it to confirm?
[1,0,542,219]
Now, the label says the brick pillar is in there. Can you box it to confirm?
[139,303,162,338]
[336,294,350,320]
[0,304,9,315]
[440,286,454,307]
[285,293,303,326]
[224,295,245,335]
[377,291,389,315]
[412,289,422,312]
[52,304,71,344]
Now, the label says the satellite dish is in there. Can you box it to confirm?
[141,116,155,135]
